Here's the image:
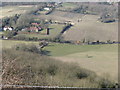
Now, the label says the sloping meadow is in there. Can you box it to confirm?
[2,44,116,88]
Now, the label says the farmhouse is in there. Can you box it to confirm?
[44,7,50,11]
[29,27,42,32]
[47,3,55,7]
[31,23,39,26]
[3,26,13,31]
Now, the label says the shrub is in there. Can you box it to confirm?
[47,65,58,76]
[98,78,116,88]
[76,71,89,79]
[4,31,17,38]
[14,44,41,54]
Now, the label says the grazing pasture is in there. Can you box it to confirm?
[1,40,118,81]
[3,47,116,88]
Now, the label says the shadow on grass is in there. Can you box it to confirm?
[41,50,51,56]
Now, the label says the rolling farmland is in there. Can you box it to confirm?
[0,5,33,18]
[1,2,119,87]
[1,40,118,81]
[62,15,118,42]
[35,11,118,42]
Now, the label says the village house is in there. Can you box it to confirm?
[3,26,13,31]
[29,27,42,32]
[44,7,50,11]
[31,23,39,26]
[21,22,43,33]
[47,3,55,7]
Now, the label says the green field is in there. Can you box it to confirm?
[1,40,118,81]
[2,40,118,56]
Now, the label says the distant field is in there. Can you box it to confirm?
[1,40,118,81]
[35,10,84,23]
[16,24,65,39]
[0,5,33,18]
[1,40,38,49]
[56,2,77,11]
[62,15,118,42]
[36,12,118,42]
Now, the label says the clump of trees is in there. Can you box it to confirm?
[14,41,49,55]
[3,31,17,39]
[72,5,88,14]
[2,14,20,28]
[72,2,118,22]
[99,12,116,23]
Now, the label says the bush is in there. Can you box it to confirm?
[14,44,41,54]
[47,65,58,76]
[101,18,115,23]
[76,71,89,79]
[98,78,116,88]
[4,31,17,38]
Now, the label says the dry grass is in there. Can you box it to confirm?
[53,51,118,81]
[0,5,33,18]
[1,40,118,82]
[2,48,116,88]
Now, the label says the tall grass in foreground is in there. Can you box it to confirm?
[2,47,116,88]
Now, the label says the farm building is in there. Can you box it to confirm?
[3,26,13,31]
[31,23,39,26]
[29,27,42,32]
[44,7,50,11]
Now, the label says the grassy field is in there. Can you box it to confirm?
[62,15,118,42]
[35,10,84,23]
[16,24,65,39]
[36,12,118,42]
[1,40,118,81]
[3,47,116,87]
[0,5,33,18]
